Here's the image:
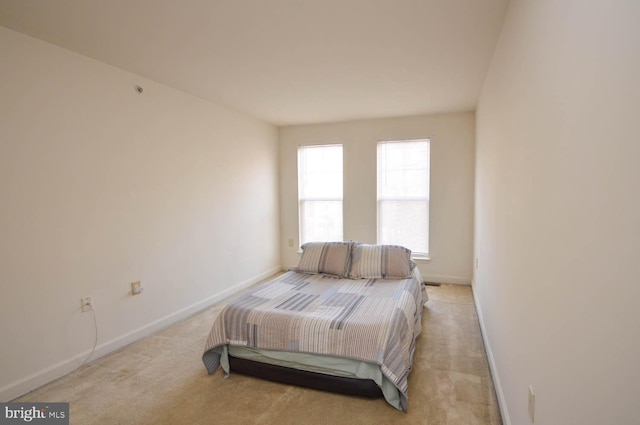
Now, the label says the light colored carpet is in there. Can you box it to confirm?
[15,281,502,425]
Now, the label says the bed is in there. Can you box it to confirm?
[202,242,427,411]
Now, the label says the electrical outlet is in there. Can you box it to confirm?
[475,257,479,269]
[288,238,293,247]
[528,385,535,422]
[81,296,93,313]
[131,280,143,295]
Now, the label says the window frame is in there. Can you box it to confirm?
[297,144,344,246]
[376,139,431,258]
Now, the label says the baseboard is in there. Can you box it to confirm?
[0,266,281,402]
[471,283,512,425]
[421,274,471,285]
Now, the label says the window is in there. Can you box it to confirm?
[377,139,430,257]
[298,144,343,245]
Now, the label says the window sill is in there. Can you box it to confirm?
[296,250,430,261]
[411,255,431,261]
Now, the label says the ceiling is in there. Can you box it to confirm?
[0,0,509,126]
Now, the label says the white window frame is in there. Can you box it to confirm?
[297,144,343,246]
[377,139,430,258]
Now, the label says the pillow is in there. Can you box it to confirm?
[348,244,412,279]
[296,241,353,277]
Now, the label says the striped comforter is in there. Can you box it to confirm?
[202,270,426,411]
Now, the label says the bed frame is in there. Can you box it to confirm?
[228,355,384,398]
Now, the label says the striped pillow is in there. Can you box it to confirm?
[296,242,353,277]
[348,244,412,279]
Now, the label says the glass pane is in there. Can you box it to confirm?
[298,145,343,198]
[378,140,430,199]
[300,200,343,244]
[378,199,429,255]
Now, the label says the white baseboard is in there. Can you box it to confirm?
[422,274,471,285]
[0,266,281,402]
[471,283,511,425]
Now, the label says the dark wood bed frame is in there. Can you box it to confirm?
[229,355,384,398]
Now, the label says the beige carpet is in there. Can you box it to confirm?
[15,281,502,425]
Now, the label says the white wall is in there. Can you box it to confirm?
[474,1,640,424]
[280,113,475,284]
[0,27,280,400]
